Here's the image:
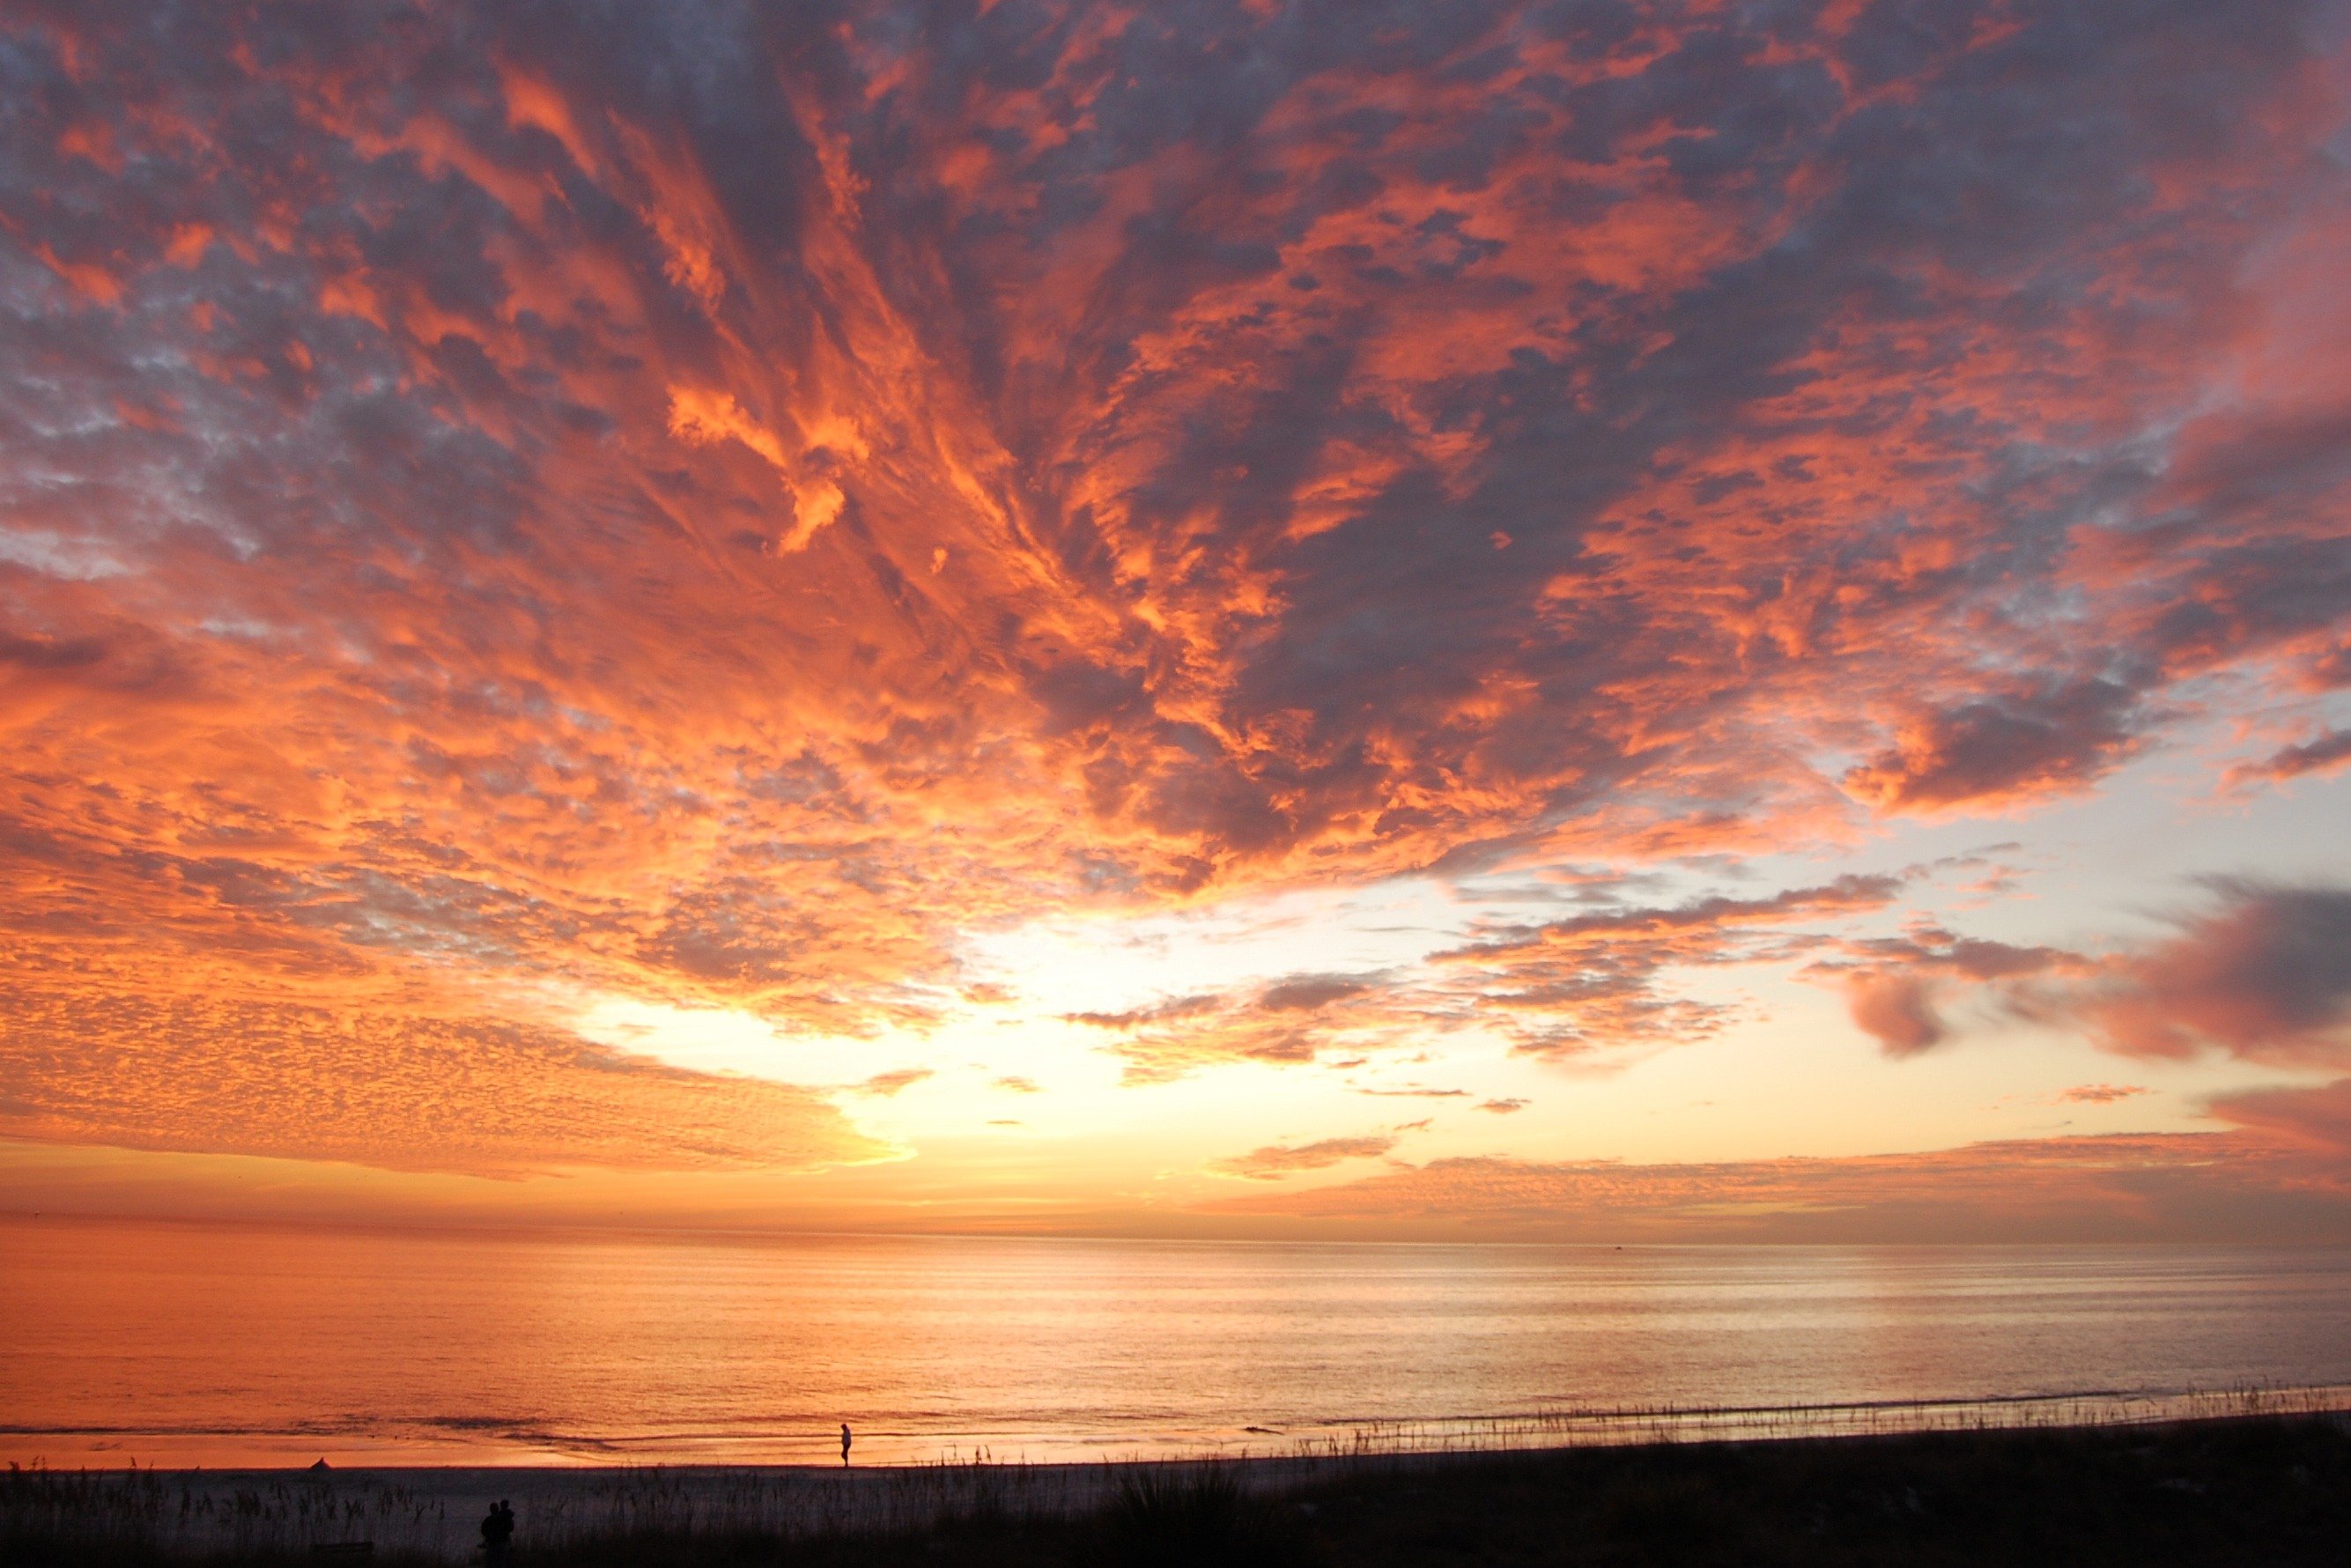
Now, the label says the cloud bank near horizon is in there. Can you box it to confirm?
[1201,1118,2351,1244]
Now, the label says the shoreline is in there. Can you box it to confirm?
[11,1379,2350,1473]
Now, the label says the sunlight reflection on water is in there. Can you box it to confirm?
[5,1217,2348,1468]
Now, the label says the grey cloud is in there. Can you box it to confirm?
[1847,678,2148,810]
[2235,729,2351,786]
[1259,973,1379,1011]
[2078,880,2351,1064]
[1835,880,2351,1067]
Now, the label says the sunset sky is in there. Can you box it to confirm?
[4,0,2350,1243]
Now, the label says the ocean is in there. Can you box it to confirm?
[5,1216,2348,1468]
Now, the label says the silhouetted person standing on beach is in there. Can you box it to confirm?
[841,1423,853,1467]
[480,1498,514,1564]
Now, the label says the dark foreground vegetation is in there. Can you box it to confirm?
[11,1416,2350,1567]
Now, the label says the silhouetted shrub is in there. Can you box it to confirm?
[1098,1464,1300,1567]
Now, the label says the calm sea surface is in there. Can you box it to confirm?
[4,1217,2348,1468]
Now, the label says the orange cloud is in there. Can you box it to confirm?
[0,972,883,1177]
[498,63,598,176]
[2058,1084,2147,1106]
[1209,1134,1401,1180]
[851,1069,934,1098]
[1,0,2347,1200]
[666,387,867,551]
[668,386,790,470]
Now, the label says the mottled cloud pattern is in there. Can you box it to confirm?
[2,1,2349,1180]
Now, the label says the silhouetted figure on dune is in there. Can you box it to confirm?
[480,1498,514,1564]
[841,1423,853,1468]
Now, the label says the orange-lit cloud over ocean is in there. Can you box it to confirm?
[3,0,2350,1240]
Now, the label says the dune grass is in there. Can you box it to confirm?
[9,1413,2349,1565]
